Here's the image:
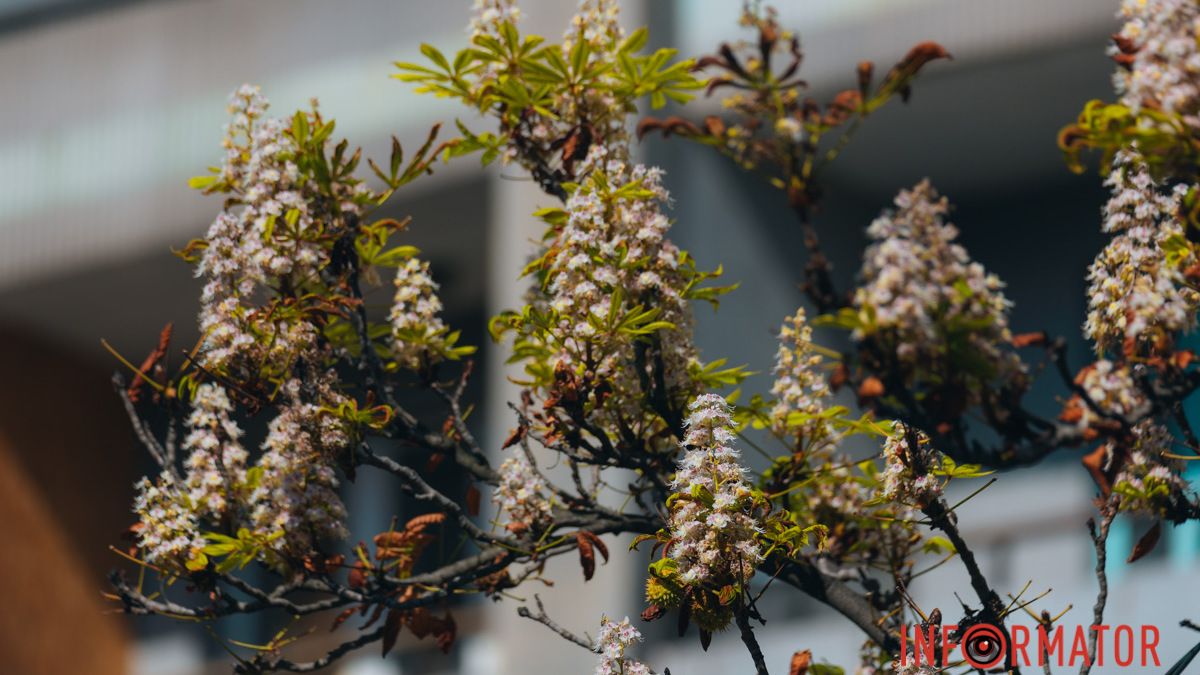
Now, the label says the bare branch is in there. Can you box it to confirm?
[112,373,175,477]
[517,594,596,652]
[1080,504,1116,675]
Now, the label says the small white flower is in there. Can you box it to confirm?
[390,257,448,369]
[594,615,651,675]
[493,454,552,531]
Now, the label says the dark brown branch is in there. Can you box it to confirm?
[357,444,507,545]
[921,495,1020,674]
[734,608,770,675]
[774,556,898,654]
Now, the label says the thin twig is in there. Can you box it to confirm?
[517,594,596,652]
[1080,504,1115,675]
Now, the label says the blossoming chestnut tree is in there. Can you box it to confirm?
[104,1,1200,673]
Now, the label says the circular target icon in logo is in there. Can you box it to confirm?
[962,623,1006,669]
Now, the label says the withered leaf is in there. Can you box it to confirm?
[829,362,850,392]
[425,452,446,473]
[501,425,527,449]
[331,607,356,632]
[1082,445,1112,497]
[716,585,737,606]
[1173,351,1196,370]
[703,115,726,137]
[382,609,403,658]
[1111,33,1139,55]
[128,322,173,403]
[348,561,368,589]
[466,484,481,516]
[1011,332,1047,348]
[789,649,812,675]
[576,532,596,581]
[579,530,609,563]
[1059,397,1084,425]
[856,61,874,92]
[406,512,448,532]
[858,376,885,399]
[642,604,666,622]
[1128,521,1162,564]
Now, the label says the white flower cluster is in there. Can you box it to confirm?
[390,257,448,369]
[564,0,623,59]
[546,145,700,430]
[136,384,250,568]
[892,664,940,675]
[249,377,350,555]
[807,468,866,513]
[1085,155,1198,351]
[1074,359,1150,429]
[879,428,942,505]
[198,86,317,371]
[182,383,248,517]
[468,0,520,39]
[770,307,834,447]
[594,616,651,675]
[195,85,365,376]
[133,474,205,569]
[854,180,1021,387]
[668,394,762,586]
[554,0,629,161]
[492,453,552,532]
[1111,420,1192,516]
[1114,0,1200,126]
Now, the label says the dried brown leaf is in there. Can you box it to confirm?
[857,376,884,399]
[789,649,812,675]
[1128,521,1162,563]
[382,609,402,658]
[466,485,481,517]
[576,531,596,581]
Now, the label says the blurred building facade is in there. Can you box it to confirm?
[0,1,1197,673]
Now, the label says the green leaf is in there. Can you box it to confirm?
[1162,232,1193,267]
[187,174,218,190]
[618,27,649,55]
[372,245,421,267]
[629,533,656,551]
[922,535,957,555]
[648,556,679,578]
[419,43,451,72]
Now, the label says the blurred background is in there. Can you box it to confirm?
[1,0,1197,673]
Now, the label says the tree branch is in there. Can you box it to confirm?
[1080,504,1115,675]
[517,593,596,652]
[735,607,770,675]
